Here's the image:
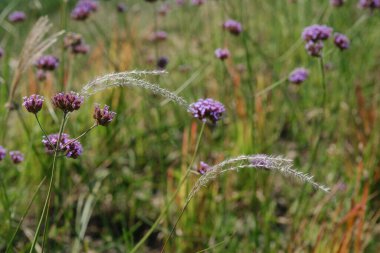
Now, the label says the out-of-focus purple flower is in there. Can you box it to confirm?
[72,43,90,54]
[358,0,380,9]
[198,161,211,175]
[330,0,345,6]
[288,68,309,85]
[214,48,230,60]
[157,56,169,69]
[71,0,98,21]
[223,19,243,36]
[9,151,24,164]
[305,40,324,57]
[35,55,59,71]
[52,92,84,113]
[117,3,127,13]
[158,3,170,16]
[42,133,70,154]
[145,0,158,2]
[188,98,225,123]
[36,70,47,81]
[8,11,26,23]
[334,33,350,50]
[0,47,4,59]
[0,146,6,161]
[23,94,44,114]
[191,0,205,5]
[65,140,83,159]
[151,31,168,42]
[93,104,116,126]
[302,25,333,42]
[176,0,186,5]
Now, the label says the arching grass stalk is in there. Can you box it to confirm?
[130,122,206,253]
[29,112,68,253]
[255,77,288,97]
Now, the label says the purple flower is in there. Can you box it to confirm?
[157,56,169,69]
[334,33,350,50]
[117,3,127,13]
[145,0,158,2]
[9,151,24,164]
[330,0,345,6]
[192,0,205,5]
[305,40,324,57]
[188,98,226,123]
[214,48,230,60]
[65,140,83,159]
[358,0,380,9]
[23,94,44,114]
[198,161,211,175]
[0,47,4,59]
[223,19,243,36]
[52,91,84,113]
[93,104,116,126]
[42,133,70,154]
[35,55,59,71]
[0,146,6,161]
[158,3,170,16]
[8,11,26,23]
[72,43,90,54]
[176,0,186,5]
[302,25,333,42]
[71,0,98,21]
[288,68,309,85]
[151,31,168,42]
[36,70,47,81]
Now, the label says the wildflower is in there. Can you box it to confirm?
[358,0,380,9]
[35,55,59,71]
[8,11,26,23]
[157,56,169,69]
[176,0,186,5]
[334,33,350,50]
[117,3,127,13]
[93,104,116,126]
[72,43,90,54]
[64,33,90,54]
[223,19,243,35]
[188,98,225,123]
[151,31,168,42]
[71,0,98,21]
[158,3,170,16]
[302,25,333,42]
[23,94,44,114]
[305,40,324,57]
[192,0,205,5]
[288,68,309,85]
[145,0,158,2]
[42,133,70,154]
[65,140,83,159]
[52,92,84,113]
[330,0,345,6]
[36,70,47,81]
[0,146,6,161]
[0,47,4,59]
[198,161,211,175]
[214,48,230,60]
[9,151,24,164]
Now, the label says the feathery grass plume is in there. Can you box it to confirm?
[8,16,64,103]
[80,70,189,108]
[187,155,329,203]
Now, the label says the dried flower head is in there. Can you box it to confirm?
[334,33,350,50]
[35,55,59,71]
[302,25,333,42]
[8,11,26,23]
[214,48,230,60]
[93,104,116,126]
[223,19,243,35]
[0,146,6,161]
[157,56,169,69]
[9,151,24,164]
[52,91,84,113]
[23,94,44,114]
[188,98,225,123]
[305,40,324,57]
[288,68,309,85]
[117,3,127,13]
[198,161,211,175]
[64,32,83,48]
[72,43,90,54]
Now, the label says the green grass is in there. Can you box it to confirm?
[0,0,379,252]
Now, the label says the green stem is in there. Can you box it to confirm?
[35,114,54,148]
[62,123,97,149]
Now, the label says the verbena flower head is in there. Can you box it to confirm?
[302,25,333,42]
[215,48,230,60]
[93,104,116,126]
[8,11,26,23]
[65,140,83,159]
[36,70,47,81]
[334,33,350,50]
[9,151,24,164]
[117,3,127,13]
[305,40,324,57]
[71,0,98,21]
[288,68,309,85]
[23,94,44,114]
[192,0,206,5]
[72,43,90,54]
[223,19,243,35]
[358,0,380,9]
[157,56,169,69]
[145,0,158,2]
[52,91,84,113]
[330,0,345,6]
[42,134,82,159]
[0,146,6,161]
[35,55,59,71]
[188,98,226,123]
[198,161,211,175]
[176,0,185,5]
[151,31,168,42]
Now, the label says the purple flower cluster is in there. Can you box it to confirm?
[151,31,168,42]
[157,56,169,69]
[64,33,90,55]
[8,11,26,23]
[0,146,6,161]
[117,3,127,13]
[302,25,332,42]
[23,94,44,114]
[176,0,186,5]
[331,0,345,7]
[9,151,24,164]
[71,0,98,21]
[214,48,230,60]
[188,98,225,123]
[52,92,84,113]
[198,161,211,175]
[358,0,380,9]
[192,0,206,5]
[223,19,243,36]
[288,68,309,85]
[334,33,350,50]
[35,55,59,71]
[93,105,116,126]
[42,134,83,159]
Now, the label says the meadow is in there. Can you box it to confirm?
[0,0,379,252]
